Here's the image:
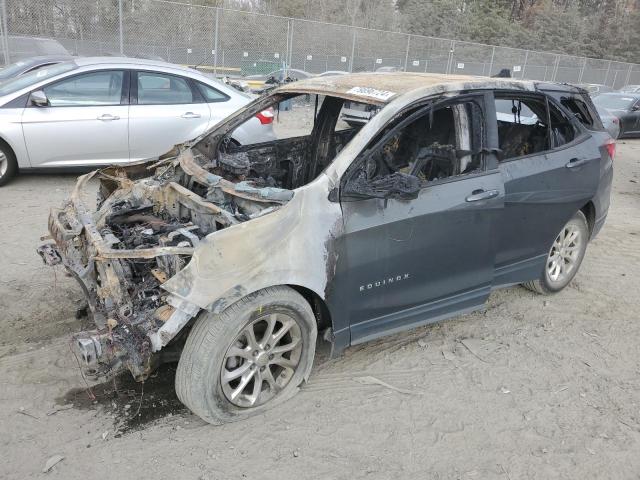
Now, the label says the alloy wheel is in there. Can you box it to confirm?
[0,151,7,178]
[546,223,582,283]
[221,312,303,408]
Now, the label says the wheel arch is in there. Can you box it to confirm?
[0,135,18,165]
[580,200,596,236]
[207,282,334,338]
[288,284,333,335]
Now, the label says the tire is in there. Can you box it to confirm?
[176,286,317,424]
[523,211,589,295]
[0,142,17,187]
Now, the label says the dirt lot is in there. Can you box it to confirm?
[1,141,639,480]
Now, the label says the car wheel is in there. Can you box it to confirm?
[522,211,589,295]
[0,143,17,187]
[175,286,317,424]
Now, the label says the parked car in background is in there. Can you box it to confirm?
[595,107,621,139]
[317,70,349,77]
[341,100,381,127]
[618,85,640,93]
[245,68,313,82]
[578,83,613,96]
[0,55,73,82]
[0,57,275,186]
[2,36,70,63]
[593,92,640,138]
[39,73,613,424]
[375,66,402,72]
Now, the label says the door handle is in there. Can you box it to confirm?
[565,158,590,169]
[465,189,499,202]
[97,113,120,121]
[181,112,201,119]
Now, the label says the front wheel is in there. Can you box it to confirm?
[522,211,589,295]
[0,143,17,187]
[175,286,317,424]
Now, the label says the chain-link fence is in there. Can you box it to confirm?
[1,0,639,88]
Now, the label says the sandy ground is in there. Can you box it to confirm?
[1,141,640,480]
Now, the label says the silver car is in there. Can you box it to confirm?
[0,57,275,186]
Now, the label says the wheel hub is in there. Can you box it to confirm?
[221,312,303,408]
[254,350,270,367]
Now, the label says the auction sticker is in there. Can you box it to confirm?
[347,86,396,101]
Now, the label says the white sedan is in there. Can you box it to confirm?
[0,57,275,186]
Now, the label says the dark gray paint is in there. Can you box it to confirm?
[324,86,612,354]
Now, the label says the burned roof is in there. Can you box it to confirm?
[277,72,539,105]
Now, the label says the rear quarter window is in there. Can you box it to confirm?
[546,91,604,131]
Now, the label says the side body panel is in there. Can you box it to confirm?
[333,171,504,345]
[21,104,129,167]
[492,101,602,286]
[0,107,30,168]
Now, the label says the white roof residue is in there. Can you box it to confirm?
[346,86,396,101]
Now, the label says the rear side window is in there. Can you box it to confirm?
[546,91,604,131]
[548,102,577,147]
[494,95,550,160]
[137,72,194,105]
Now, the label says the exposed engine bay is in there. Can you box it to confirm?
[37,92,363,381]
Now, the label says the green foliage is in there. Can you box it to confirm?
[398,0,640,62]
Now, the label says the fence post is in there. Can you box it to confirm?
[488,46,495,76]
[551,54,560,81]
[578,57,587,83]
[213,8,219,75]
[288,19,294,70]
[403,34,410,72]
[1,0,9,65]
[118,0,123,55]
[624,63,633,87]
[446,40,455,74]
[349,28,356,73]
[521,50,529,79]
[285,19,290,74]
[603,60,612,86]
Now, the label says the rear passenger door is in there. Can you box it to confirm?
[492,92,600,286]
[128,70,211,160]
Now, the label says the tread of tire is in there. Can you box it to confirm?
[175,285,314,424]
[522,279,547,295]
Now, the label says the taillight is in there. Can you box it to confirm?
[605,139,615,160]
[256,107,274,125]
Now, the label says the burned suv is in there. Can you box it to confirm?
[39,73,613,424]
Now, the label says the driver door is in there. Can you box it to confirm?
[332,94,504,344]
[21,69,129,168]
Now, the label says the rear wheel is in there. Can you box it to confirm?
[175,286,317,424]
[523,211,589,295]
[0,143,17,187]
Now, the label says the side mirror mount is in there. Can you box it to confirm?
[632,104,640,112]
[30,90,49,107]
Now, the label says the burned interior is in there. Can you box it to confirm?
[342,97,484,200]
[38,90,373,381]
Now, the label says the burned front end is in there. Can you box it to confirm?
[38,148,292,381]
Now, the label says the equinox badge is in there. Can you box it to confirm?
[360,273,410,292]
